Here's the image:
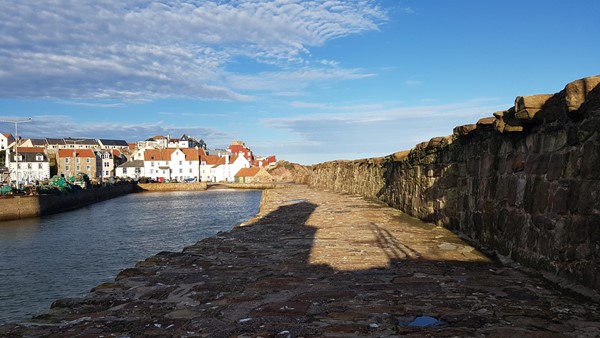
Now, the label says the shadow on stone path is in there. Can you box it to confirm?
[1,185,599,337]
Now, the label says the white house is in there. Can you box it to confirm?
[143,148,203,182]
[1,133,15,166]
[200,154,250,182]
[1,133,15,151]
[7,147,51,184]
[116,160,145,180]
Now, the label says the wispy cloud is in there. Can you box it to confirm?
[226,67,375,92]
[15,115,232,146]
[0,1,386,101]
[261,98,506,162]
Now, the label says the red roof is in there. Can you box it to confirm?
[235,167,260,177]
[13,147,45,153]
[144,148,203,161]
[58,149,96,158]
[144,148,175,161]
[227,144,253,160]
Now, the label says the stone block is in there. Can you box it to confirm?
[477,117,496,125]
[546,152,566,181]
[541,130,568,153]
[580,142,600,179]
[512,152,526,172]
[453,124,477,137]
[479,153,495,178]
[515,94,554,120]
[565,75,600,112]
[494,108,524,133]
[548,183,569,214]
[524,153,549,175]
[530,177,550,213]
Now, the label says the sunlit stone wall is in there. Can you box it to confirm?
[299,76,600,292]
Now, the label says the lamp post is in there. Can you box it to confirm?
[0,118,32,189]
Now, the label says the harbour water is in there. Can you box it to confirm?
[0,189,262,324]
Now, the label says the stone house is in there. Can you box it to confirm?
[57,149,98,179]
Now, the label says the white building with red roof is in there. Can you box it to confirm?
[142,147,204,182]
[226,140,254,161]
[200,154,250,182]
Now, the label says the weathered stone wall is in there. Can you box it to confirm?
[0,184,137,221]
[299,76,600,292]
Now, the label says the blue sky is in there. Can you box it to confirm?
[0,0,598,164]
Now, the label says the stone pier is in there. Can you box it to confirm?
[1,185,599,337]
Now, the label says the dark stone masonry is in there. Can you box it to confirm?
[2,185,600,337]
[300,76,600,293]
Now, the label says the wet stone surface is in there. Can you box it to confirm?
[1,185,600,337]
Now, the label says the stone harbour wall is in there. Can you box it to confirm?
[137,182,208,191]
[298,76,600,292]
[0,183,137,221]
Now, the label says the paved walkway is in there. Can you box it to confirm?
[2,185,600,337]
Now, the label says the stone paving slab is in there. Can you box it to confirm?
[2,185,600,337]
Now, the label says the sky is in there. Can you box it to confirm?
[0,1,598,165]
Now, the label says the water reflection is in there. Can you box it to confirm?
[0,189,261,324]
[0,217,41,240]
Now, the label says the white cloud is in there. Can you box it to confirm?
[15,115,232,146]
[261,98,506,163]
[227,67,375,92]
[0,0,386,101]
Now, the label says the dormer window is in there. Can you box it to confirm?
[36,154,44,161]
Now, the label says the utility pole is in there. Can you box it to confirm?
[0,118,32,189]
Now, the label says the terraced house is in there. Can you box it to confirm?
[57,149,98,179]
[6,147,50,183]
[143,148,205,182]
[97,149,126,179]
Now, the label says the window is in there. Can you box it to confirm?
[86,158,90,163]
[27,163,32,169]
[17,164,21,169]
[36,154,44,161]
[86,166,91,170]
[151,161,154,167]
[179,168,183,173]
[38,163,43,169]
[189,168,192,173]
[66,165,70,170]
[105,171,109,176]
[104,162,109,167]
[76,158,80,163]
[76,165,80,171]
[65,158,70,163]
[179,161,182,165]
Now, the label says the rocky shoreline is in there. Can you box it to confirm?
[1,184,599,337]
